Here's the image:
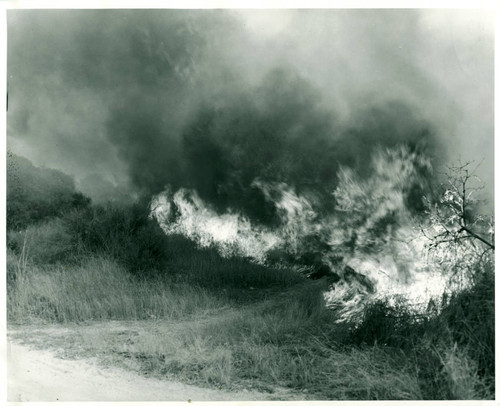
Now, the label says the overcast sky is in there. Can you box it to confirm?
[6,9,494,204]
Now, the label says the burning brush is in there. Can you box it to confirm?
[149,147,470,323]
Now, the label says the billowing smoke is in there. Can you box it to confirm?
[178,84,437,224]
[8,9,493,205]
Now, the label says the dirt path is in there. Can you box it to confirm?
[7,340,270,402]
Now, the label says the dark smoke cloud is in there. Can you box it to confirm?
[7,9,493,211]
[7,10,239,190]
[178,69,438,223]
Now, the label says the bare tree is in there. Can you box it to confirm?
[421,161,494,286]
[424,161,493,250]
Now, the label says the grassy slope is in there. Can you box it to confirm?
[7,214,495,400]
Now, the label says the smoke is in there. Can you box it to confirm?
[175,69,441,224]
[7,9,243,194]
[8,9,493,207]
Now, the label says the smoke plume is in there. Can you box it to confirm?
[8,9,493,207]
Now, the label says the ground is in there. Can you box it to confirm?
[7,322,307,402]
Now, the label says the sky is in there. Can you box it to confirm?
[5,8,495,208]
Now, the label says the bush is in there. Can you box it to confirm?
[349,297,429,348]
[62,203,171,276]
[166,244,304,291]
[7,218,74,264]
[60,201,304,288]
[440,260,495,379]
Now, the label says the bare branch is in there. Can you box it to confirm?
[460,226,495,250]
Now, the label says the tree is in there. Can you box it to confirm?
[422,161,494,286]
[424,161,494,249]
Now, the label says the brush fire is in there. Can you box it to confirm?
[7,9,495,400]
[150,145,486,323]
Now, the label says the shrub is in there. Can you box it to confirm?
[62,203,171,276]
[349,297,428,348]
[7,218,74,264]
[439,260,495,379]
[166,244,304,291]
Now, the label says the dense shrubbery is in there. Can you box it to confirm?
[7,198,304,289]
[440,260,495,380]
[7,201,171,275]
[7,218,74,264]
[57,202,301,288]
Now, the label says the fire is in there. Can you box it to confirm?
[149,148,476,323]
[322,227,454,322]
[150,181,325,263]
[150,187,280,262]
[252,179,320,255]
[151,182,453,321]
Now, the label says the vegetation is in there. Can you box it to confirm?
[7,152,90,229]
[6,153,494,400]
[349,262,494,399]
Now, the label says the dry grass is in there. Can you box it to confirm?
[440,344,493,400]
[9,313,423,400]
[7,252,227,323]
[7,245,423,399]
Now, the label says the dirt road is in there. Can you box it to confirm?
[7,340,270,402]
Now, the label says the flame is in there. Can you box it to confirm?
[325,233,448,312]
[252,179,320,255]
[150,187,280,262]
[149,147,477,323]
[151,182,453,321]
[150,181,325,263]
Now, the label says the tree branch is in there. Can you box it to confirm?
[460,226,495,250]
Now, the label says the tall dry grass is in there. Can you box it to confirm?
[7,252,227,323]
